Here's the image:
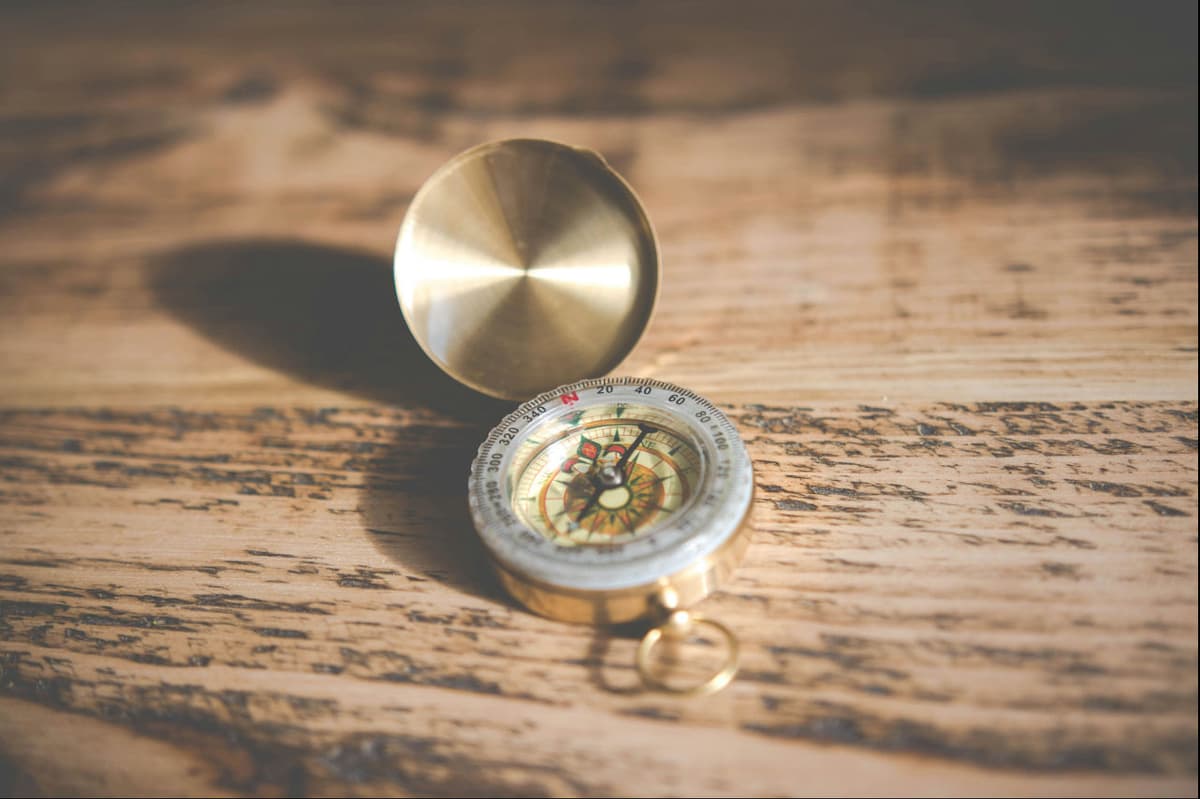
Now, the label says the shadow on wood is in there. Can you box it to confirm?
[585,623,649,697]
[150,238,511,601]
[148,238,506,416]
[360,421,507,604]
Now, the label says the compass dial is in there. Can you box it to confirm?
[510,407,702,545]
[469,377,754,605]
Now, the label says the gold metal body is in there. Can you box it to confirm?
[489,489,753,625]
[491,492,751,695]
[637,613,739,697]
[394,139,659,401]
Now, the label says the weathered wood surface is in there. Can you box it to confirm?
[0,2,1196,796]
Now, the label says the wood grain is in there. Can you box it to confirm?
[0,2,1196,796]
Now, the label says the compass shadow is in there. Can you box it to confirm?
[359,420,506,602]
[151,237,504,414]
[584,623,649,696]
[150,237,512,601]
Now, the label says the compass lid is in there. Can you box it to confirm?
[394,139,659,401]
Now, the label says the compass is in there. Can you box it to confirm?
[469,377,753,695]
[395,140,755,694]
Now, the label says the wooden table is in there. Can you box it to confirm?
[1,2,1196,796]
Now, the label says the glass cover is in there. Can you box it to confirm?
[508,403,703,546]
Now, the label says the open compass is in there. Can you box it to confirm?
[468,377,754,694]
[395,140,755,695]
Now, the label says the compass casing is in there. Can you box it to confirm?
[489,512,753,624]
[468,377,754,624]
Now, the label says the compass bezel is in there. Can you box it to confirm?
[468,377,754,622]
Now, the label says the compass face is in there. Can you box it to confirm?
[469,377,755,594]
[510,408,702,546]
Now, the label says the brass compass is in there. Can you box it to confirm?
[394,140,754,695]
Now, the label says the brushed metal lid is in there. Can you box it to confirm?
[394,139,659,401]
